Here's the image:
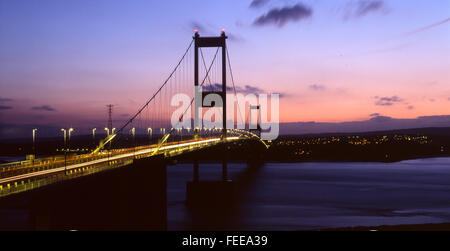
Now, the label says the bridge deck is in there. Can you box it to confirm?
[0,136,240,198]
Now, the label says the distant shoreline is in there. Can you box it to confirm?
[318,222,450,231]
[1,154,450,165]
[266,154,450,164]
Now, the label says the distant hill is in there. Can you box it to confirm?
[1,115,450,139]
[280,127,450,138]
[279,115,450,135]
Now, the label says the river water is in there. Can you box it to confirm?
[167,157,450,230]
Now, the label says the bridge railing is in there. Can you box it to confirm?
[0,134,248,198]
[0,157,133,198]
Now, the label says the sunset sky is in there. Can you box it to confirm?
[0,0,449,134]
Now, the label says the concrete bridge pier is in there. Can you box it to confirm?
[186,157,234,208]
[222,159,228,181]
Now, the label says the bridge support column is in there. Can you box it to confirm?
[222,160,228,181]
[186,146,234,208]
[186,180,235,208]
[193,30,228,137]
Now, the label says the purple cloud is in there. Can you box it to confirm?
[0,105,12,110]
[374,96,403,106]
[0,98,13,102]
[250,0,270,9]
[356,0,384,16]
[309,84,325,91]
[253,3,312,27]
[345,0,386,19]
[204,83,264,94]
[31,105,56,111]
[369,115,392,122]
[203,83,289,98]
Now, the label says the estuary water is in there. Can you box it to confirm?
[167,157,450,230]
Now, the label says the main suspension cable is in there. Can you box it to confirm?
[226,47,244,126]
[176,47,220,126]
[116,39,194,135]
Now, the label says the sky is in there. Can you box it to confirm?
[0,0,449,136]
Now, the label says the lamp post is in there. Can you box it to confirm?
[32,128,37,155]
[112,127,116,135]
[104,127,109,137]
[131,127,136,157]
[61,128,67,172]
[131,127,135,141]
[68,128,74,142]
[61,128,67,147]
[177,128,182,140]
[68,128,74,154]
[147,128,152,143]
[91,128,96,151]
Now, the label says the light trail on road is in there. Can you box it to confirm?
[0,137,239,186]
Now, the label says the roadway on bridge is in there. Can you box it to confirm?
[0,137,239,187]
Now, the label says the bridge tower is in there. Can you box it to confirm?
[193,30,227,139]
[249,105,262,137]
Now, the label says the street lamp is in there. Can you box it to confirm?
[32,128,37,154]
[68,128,74,153]
[131,127,135,140]
[68,128,74,142]
[104,127,109,137]
[92,128,96,139]
[147,128,152,142]
[178,128,183,140]
[61,128,67,146]
[112,127,116,134]
[130,127,136,157]
[61,128,67,172]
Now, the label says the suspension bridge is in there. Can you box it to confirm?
[0,31,270,230]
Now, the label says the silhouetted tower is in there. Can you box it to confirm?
[193,29,228,139]
[193,29,229,182]
[107,104,114,134]
[249,105,262,137]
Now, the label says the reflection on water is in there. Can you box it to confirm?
[167,158,450,230]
